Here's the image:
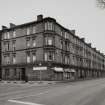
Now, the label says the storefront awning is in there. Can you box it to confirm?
[70,69,76,72]
[33,67,47,70]
[64,69,70,72]
[54,67,63,72]
[64,69,76,72]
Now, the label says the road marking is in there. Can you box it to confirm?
[8,100,44,105]
[10,90,49,100]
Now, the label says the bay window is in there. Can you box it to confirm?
[45,37,54,45]
[26,52,31,63]
[45,22,54,31]
[44,51,55,61]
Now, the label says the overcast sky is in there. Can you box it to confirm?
[0,0,105,53]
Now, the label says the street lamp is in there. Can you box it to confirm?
[39,62,42,82]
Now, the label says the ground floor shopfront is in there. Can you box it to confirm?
[1,67,75,81]
[1,63,105,81]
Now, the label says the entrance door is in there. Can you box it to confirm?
[21,68,26,80]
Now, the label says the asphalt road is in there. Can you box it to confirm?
[1,78,105,105]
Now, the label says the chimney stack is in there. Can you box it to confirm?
[2,25,8,30]
[88,43,91,47]
[37,15,43,21]
[71,30,75,34]
[81,38,85,42]
[10,23,16,28]
[93,48,96,51]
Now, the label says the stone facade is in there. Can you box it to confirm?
[1,15,105,81]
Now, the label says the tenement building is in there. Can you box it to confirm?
[1,15,105,81]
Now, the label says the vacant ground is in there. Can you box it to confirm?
[0,78,105,105]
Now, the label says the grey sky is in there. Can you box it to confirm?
[0,0,105,53]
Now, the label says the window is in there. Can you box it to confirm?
[60,40,63,49]
[65,56,68,64]
[12,40,16,51]
[12,54,16,64]
[45,22,54,31]
[7,42,9,51]
[65,41,69,51]
[61,53,63,63]
[4,55,10,64]
[26,37,30,48]
[48,39,52,45]
[13,31,16,37]
[5,69,9,77]
[32,38,36,47]
[45,37,54,45]
[4,33,7,39]
[26,52,30,63]
[64,32,69,39]
[33,26,36,34]
[44,52,47,61]
[44,51,55,61]
[4,41,7,51]
[60,31,63,36]
[7,56,10,64]
[14,68,17,76]
[4,32,10,39]
[7,32,10,39]
[67,56,70,64]
[26,28,30,35]
[4,41,10,51]
[32,52,36,62]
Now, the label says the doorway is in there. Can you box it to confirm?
[21,68,26,80]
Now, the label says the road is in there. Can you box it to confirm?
[0,78,105,105]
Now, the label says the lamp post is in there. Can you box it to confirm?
[39,62,42,82]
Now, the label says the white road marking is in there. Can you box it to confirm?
[8,100,44,105]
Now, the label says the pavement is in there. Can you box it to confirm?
[0,78,105,105]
